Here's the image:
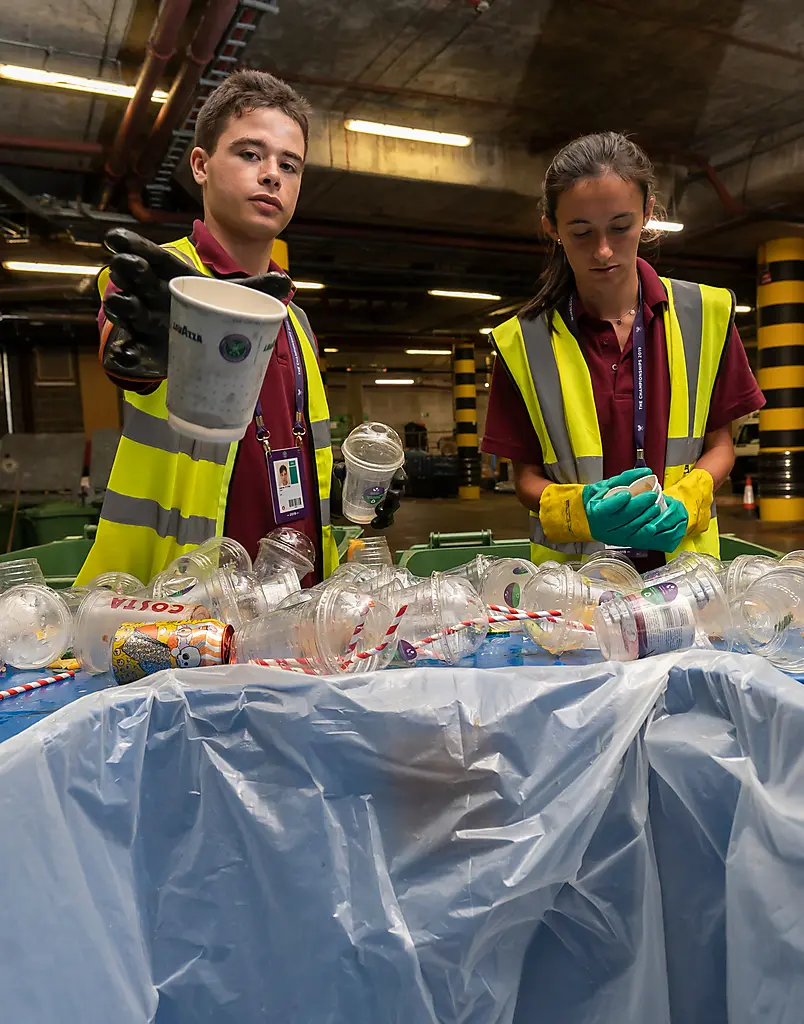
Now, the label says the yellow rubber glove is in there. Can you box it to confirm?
[663,468,714,536]
[539,484,593,543]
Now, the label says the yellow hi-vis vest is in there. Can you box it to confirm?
[77,234,339,585]
[492,276,735,565]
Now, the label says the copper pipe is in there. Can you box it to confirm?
[127,182,193,225]
[0,134,103,156]
[137,0,240,177]
[99,0,193,208]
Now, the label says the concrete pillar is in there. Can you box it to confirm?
[757,238,804,521]
[453,341,480,500]
[346,372,364,429]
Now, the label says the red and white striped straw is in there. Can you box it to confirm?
[250,657,320,676]
[346,603,409,663]
[487,604,596,633]
[344,598,374,659]
[0,670,75,702]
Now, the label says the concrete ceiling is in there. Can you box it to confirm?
[0,0,802,344]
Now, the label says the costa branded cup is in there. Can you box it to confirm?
[167,276,287,443]
[340,422,405,524]
[74,590,211,674]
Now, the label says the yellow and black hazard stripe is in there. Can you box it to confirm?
[757,237,804,520]
[453,342,480,500]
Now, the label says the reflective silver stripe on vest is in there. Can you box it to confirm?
[310,418,331,450]
[529,515,604,557]
[543,455,604,485]
[520,316,577,483]
[667,279,703,455]
[290,302,318,356]
[320,496,331,528]
[666,436,704,467]
[102,490,216,546]
[123,403,229,465]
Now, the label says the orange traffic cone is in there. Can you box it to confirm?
[743,474,758,518]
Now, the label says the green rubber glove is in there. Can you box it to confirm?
[582,485,664,547]
[636,494,689,552]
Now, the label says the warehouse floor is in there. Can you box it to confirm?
[384,490,804,558]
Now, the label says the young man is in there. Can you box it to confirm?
[78,71,402,587]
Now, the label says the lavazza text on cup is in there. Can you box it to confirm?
[167,276,288,444]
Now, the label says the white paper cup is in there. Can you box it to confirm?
[604,473,667,512]
[167,276,287,443]
[341,422,405,524]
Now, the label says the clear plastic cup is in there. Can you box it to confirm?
[736,566,804,672]
[524,615,601,656]
[347,536,394,568]
[167,536,252,579]
[393,575,488,665]
[522,558,642,626]
[341,422,405,524]
[152,567,268,629]
[314,562,381,592]
[167,276,287,443]
[779,550,804,567]
[259,569,301,611]
[0,558,45,594]
[0,585,72,670]
[231,584,396,674]
[444,555,540,610]
[594,563,732,662]
[87,572,145,595]
[254,527,316,581]
[722,554,779,603]
[74,590,212,674]
[61,585,91,618]
[366,565,418,607]
[642,550,724,585]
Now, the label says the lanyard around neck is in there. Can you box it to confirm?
[565,277,647,468]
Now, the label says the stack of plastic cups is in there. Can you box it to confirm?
[392,575,488,665]
[231,584,396,674]
[253,527,316,582]
[74,590,213,674]
[0,585,73,669]
[340,422,405,524]
[594,559,732,662]
[348,536,394,568]
[87,572,145,595]
[735,565,804,672]
[0,558,45,594]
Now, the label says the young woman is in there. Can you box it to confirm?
[482,132,764,569]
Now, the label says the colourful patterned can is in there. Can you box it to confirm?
[110,619,234,685]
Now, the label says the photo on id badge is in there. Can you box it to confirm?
[274,457,304,514]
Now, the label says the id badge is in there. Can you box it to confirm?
[267,447,309,523]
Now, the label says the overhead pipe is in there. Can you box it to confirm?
[136,0,239,178]
[127,181,193,225]
[0,134,103,157]
[99,0,193,209]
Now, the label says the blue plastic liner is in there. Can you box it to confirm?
[0,659,667,1024]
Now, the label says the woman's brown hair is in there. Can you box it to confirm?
[520,132,658,325]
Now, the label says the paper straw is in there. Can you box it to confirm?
[250,657,320,676]
[0,670,75,702]
[344,597,374,658]
[346,603,409,663]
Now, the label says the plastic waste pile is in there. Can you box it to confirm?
[1,528,802,681]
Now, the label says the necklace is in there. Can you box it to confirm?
[613,306,637,326]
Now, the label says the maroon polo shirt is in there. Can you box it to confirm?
[100,220,323,583]
[482,258,764,566]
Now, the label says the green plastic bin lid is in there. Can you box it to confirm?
[20,501,93,520]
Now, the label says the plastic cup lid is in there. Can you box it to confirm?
[341,422,405,473]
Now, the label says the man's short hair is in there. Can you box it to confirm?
[194,69,312,155]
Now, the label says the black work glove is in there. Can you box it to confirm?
[370,467,407,530]
[101,227,292,380]
[331,464,406,529]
